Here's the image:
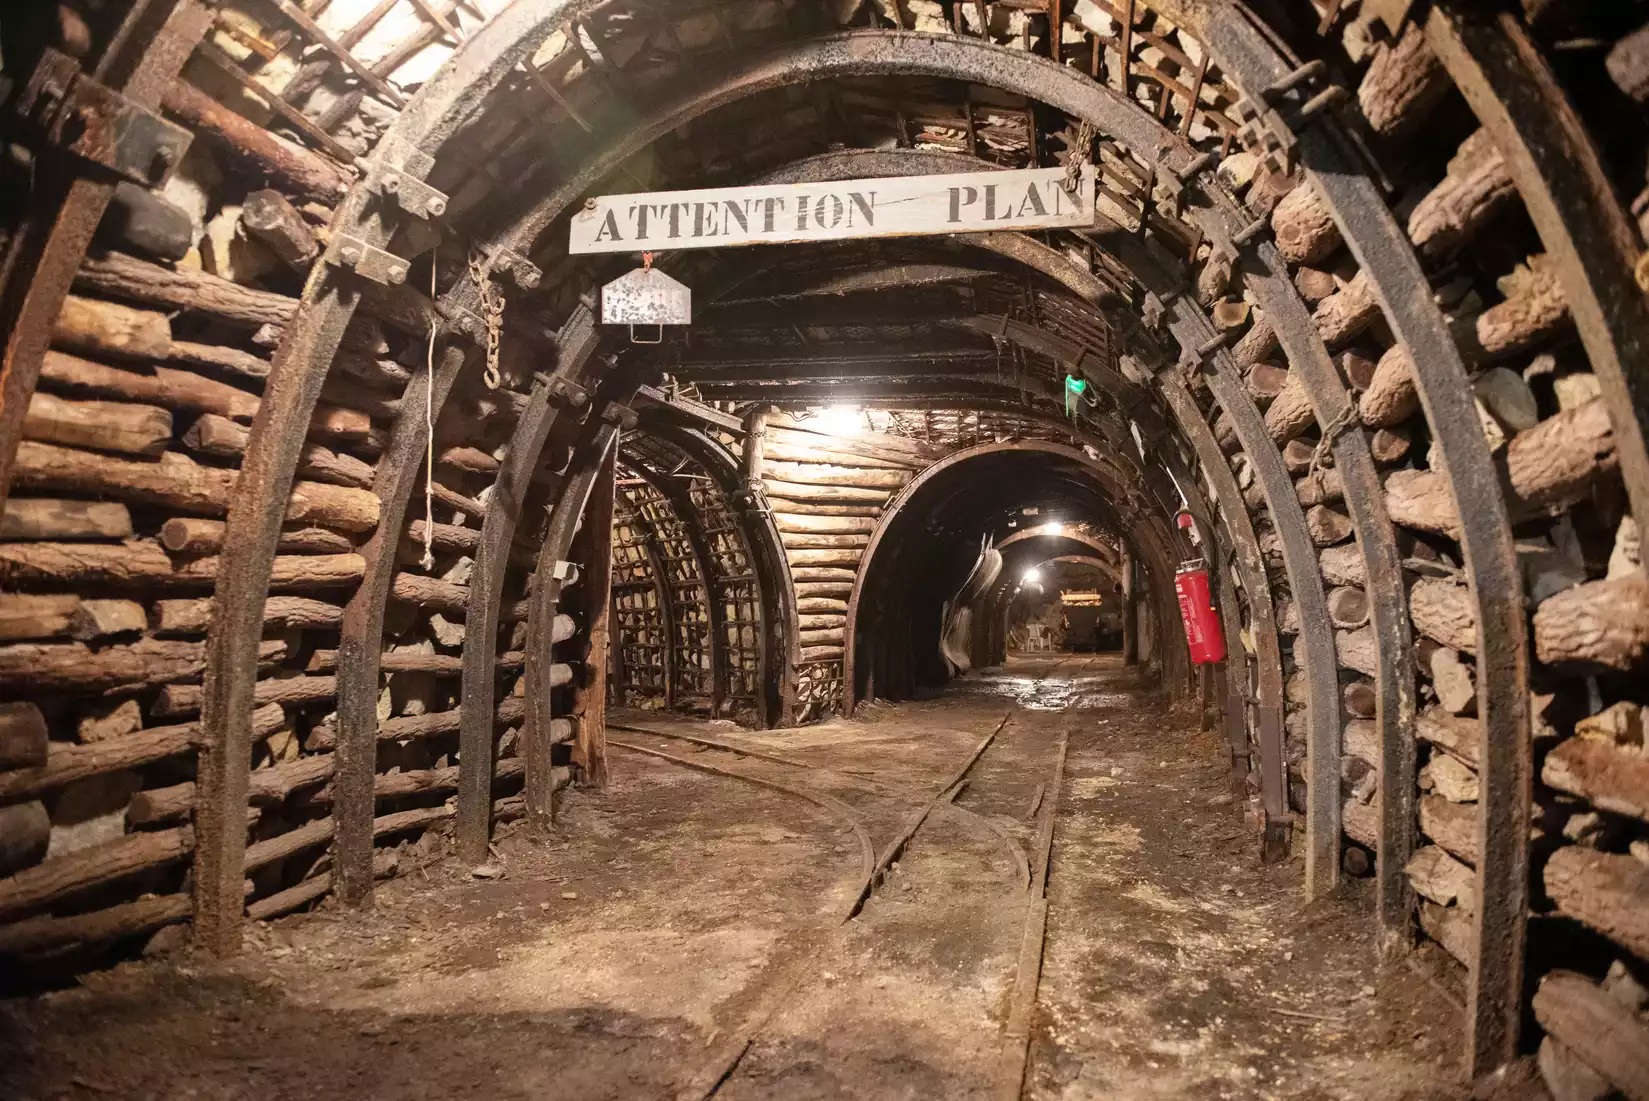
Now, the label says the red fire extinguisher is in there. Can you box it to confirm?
[1174,559,1227,664]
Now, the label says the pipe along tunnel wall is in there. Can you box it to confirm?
[0,0,1647,1091]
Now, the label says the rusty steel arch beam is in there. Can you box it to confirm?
[637,419,799,728]
[1425,6,1649,586]
[1094,224,1341,895]
[621,447,728,717]
[517,397,633,838]
[0,0,215,516]
[843,440,1186,713]
[453,314,602,861]
[1190,200,1417,953]
[1206,8,1532,1071]
[193,0,614,953]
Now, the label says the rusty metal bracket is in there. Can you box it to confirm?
[434,287,487,342]
[490,247,542,290]
[601,401,639,431]
[15,48,193,187]
[325,234,409,285]
[535,375,589,409]
[356,150,448,220]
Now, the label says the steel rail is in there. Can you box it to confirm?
[1425,5,1649,587]
[1207,4,1531,1072]
[604,740,875,912]
[453,309,601,857]
[0,0,214,515]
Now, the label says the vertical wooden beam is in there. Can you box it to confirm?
[1116,0,1135,98]
[574,446,616,788]
[1120,546,1138,665]
[742,406,767,489]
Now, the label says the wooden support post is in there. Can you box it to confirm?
[576,447,617,787]
[742,406,768,492]
[1121,546,1138,666]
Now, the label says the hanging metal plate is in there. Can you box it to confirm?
[601,267,691,325]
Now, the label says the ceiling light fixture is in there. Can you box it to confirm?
[812,405,862,436]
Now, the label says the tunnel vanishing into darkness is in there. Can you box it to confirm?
[1,0,1648,1096]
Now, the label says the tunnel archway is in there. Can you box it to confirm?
[0,1,1645,1090]
[844,439,1189,711]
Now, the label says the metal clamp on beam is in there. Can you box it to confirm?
[15,48,193,187]
[1233,216,1271,247]
[490,247,541,289]
[325,234,409,285]
[533,375,588,408]
[434,286,487,341]
[601,402,639,431]
[356,149,448,220]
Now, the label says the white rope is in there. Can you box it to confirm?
[422,247,438,572]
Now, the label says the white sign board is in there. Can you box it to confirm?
[568,166,1096,255]
[602,267,691,325]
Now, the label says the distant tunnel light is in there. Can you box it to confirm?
[1022,567,1042,584]
[1042,521,1064,536]
[813,405,862,435]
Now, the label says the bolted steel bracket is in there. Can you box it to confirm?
[1235,60,1349,177]
[356,149,448,220]
[490,247,541,290]
[15,48,193,187]
[434,286,487,342]
[533,375,588,409]
[325,234,409,285]
[601,402,639,431]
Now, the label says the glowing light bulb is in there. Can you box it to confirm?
[1023,567,1042,583]
[1043,521,1064,536]
[813,405,862,436]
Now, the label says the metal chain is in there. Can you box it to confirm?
[1062,119,1095,196]
[468,251,506,389]
[1303,399,1362,503]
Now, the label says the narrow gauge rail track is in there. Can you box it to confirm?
[613,651,1100,1099]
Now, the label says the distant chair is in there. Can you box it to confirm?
[1024,623,1050,652]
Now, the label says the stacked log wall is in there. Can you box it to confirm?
[752,412,949,721]
[0,0,602,961]
[1199,5,1649,1087]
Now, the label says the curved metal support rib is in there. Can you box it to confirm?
[521,402,631,834]
[1208,5,1531,1072]
[626,456,728,716]
[1195,204,1417,952]
[334,343,473,905]
[643,423,797,729]
[1157,375,1289,835]
[0,0,213,514]
[193,0,609,954]
[455,308,599,861]
[1425,7,1649,584]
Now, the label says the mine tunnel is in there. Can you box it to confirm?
[1,0,1647,1097]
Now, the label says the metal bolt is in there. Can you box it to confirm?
[340,245,362,265]
[387,264,407,285]
[584,198,597,211]
[427,197,447,217]
[382,175,400,193]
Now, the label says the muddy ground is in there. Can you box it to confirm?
[2,654,1510,1101]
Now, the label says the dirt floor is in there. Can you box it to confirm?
[1,653,1492,1101]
